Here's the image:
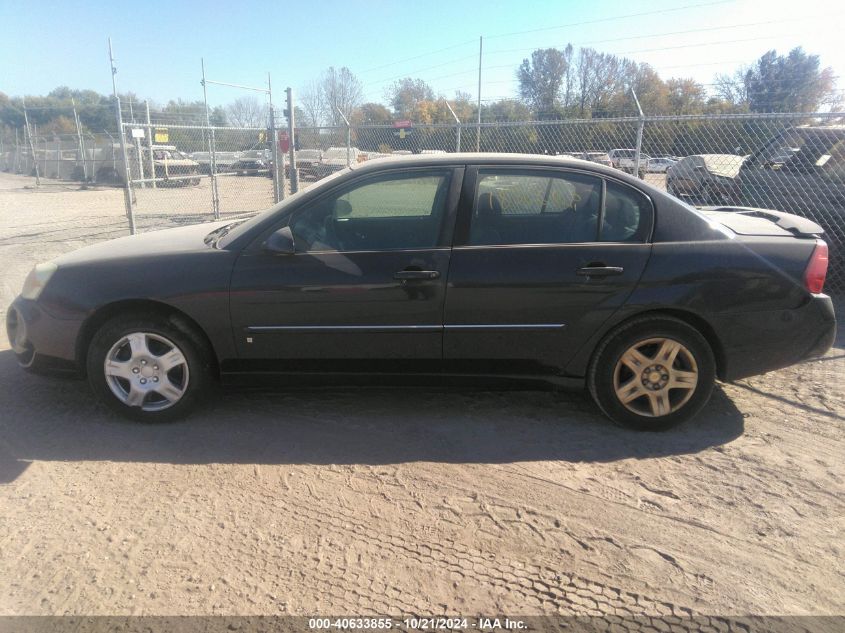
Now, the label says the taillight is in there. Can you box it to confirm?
[804,240,829,294]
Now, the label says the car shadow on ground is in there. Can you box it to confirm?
[0,349,745,483]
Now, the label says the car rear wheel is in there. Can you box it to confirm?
[86,313,211,422]
[666,179,679,197]
[588,316,716,431]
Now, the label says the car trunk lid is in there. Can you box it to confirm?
[697,206,824,237]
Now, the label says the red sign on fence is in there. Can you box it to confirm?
[278,130,290,153]
[393,120,412,129]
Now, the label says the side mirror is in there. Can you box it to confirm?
[263,226,296,255]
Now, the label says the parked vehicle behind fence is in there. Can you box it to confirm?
[666,154,744,204]
[737,125,845,290]
[288,149,322,180]
[608,149,648,178]
[646,157,677,173]
[316,147,360,178]
[230,150,272,177]
[578,152,613,167]
[190,151,241,174]
[146,146,200,186]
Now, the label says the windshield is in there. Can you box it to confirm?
[215,168,351,249]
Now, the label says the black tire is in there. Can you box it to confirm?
[702,182,719,205]
[588,315,716,431]
[86,312,212,423]
[666,179,678,197]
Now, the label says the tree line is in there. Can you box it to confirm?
[1,44,839,144]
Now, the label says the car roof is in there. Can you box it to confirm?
[356,152,608,170]
[350,152,651,187]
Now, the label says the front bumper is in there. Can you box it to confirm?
[6,297,84,371]
[714,294,837,381]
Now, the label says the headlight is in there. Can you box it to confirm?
[21,262,58,300]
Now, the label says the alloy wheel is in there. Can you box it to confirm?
[612,337,698,417]
[103,332,190,411]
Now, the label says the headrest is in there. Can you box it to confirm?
[477,192,503,219]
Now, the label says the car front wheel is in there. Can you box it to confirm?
[588,316,716,430]
[86,313,211,422]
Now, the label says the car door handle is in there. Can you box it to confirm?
[394,270,440,280]
[576,265,624,277]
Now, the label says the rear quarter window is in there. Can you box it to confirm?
[601,181,653,243]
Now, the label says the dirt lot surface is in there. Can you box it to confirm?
[0,172,843,618]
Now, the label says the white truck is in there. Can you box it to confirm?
[608,148,648,178]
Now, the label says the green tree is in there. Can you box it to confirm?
[387,78,435,118]
[741,48,838,112]
[666,78,708,114]
[354,102,393,125]
[517,48,570,115]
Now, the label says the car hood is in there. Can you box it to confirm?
[53,220,232,266]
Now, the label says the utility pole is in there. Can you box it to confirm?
[476,35,482,152]
[286,87,298,194]
[109,37,136,234]
[22,97,40,186]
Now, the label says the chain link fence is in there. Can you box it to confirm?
[0,132,127,183]
[121,123,283,222]
[4,111,844,292]
[291,112,845,292]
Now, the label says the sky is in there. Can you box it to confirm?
[1,0,843,113]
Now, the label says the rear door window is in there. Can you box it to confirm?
[468,170,602,245]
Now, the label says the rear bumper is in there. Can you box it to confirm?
[6,297,83,370]
[715,294,837,381]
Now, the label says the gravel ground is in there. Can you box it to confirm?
[0,172,843,618]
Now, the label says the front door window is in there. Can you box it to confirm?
[290,170,452,252]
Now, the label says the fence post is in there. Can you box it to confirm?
[270,105,282,203]
[108,39,136,234]
[134,130,145,187]
[442,99,461,153]
[286,87,298,194]
[115,101,136,234]
[632,88,645,179]
[335,107,352,168]
[72,99,86,181]
[145,101,156,189]
[55,136,61,180]
[13,128,20,173]
[21,98,40,186]
[201,59,221,217]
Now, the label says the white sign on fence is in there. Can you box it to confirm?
[130,128,145,139]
